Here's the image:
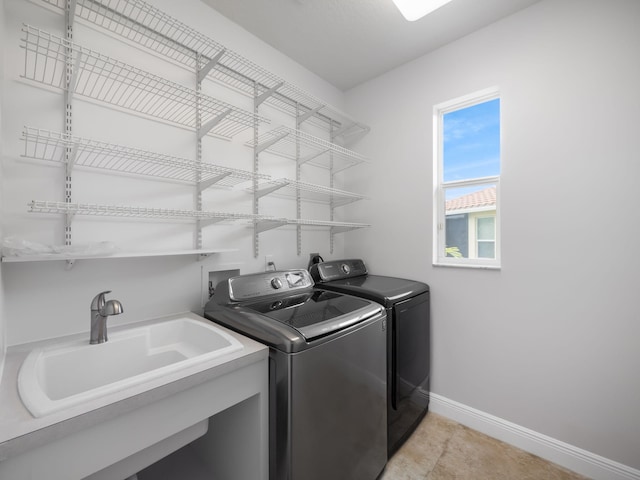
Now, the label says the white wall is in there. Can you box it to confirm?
[5,0,638,474]
[0,0,6,380]
[1,0,348,345]
[344,0,640,471]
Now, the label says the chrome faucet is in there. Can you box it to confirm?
[90,290,124,344]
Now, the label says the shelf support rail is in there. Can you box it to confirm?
[63,0,75,247]
[295,103,302,255]
[329,120,340,253]
[253,81,260,257]
[65,0,76,28]
[195,52,204,250]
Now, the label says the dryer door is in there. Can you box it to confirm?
[390,291,430,453]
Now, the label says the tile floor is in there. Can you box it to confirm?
[380,413,589,480]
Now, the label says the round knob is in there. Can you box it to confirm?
[341,264,351,274]
[270,300,283,310]
[271,277,283,289]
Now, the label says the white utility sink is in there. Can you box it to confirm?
[18,316,243,417]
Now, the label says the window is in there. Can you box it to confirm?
[433,88,501,268]
[476,216,496,258]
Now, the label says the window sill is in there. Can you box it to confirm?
[432,262,501,270]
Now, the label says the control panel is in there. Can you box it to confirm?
[309,259,368,282]
[227,269,314,301]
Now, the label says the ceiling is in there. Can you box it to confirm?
[201,0,541,91]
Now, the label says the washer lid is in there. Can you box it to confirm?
[241,290,382,340]
[319,275,429,306]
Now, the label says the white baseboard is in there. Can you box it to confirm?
[428,393,640,480]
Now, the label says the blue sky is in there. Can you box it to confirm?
[443,98,500,183]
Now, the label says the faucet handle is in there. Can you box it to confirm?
[90,290,112,310]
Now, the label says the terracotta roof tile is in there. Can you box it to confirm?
[446,186,496,212]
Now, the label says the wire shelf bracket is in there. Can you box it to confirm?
[65,50,82,99]
[254,183,287,199]
[254,132,288,155]
[198,218,226,228]
[255,82,284,107]
[197,109,232,139]
[196,173,232,193]
[298,148,330,167]
[297,105,323,125]
[254,219,288,234]
[196,48,226,83]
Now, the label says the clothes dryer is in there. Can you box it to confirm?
[310,259,430,456]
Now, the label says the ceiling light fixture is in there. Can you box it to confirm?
[391,0,454,21]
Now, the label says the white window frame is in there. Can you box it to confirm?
[433,87,501,269]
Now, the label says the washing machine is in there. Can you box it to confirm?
[204,269,387,480]
[310,259,430,456]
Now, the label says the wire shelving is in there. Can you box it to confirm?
[250,178,365,207]
[39,0,369,141]
[21,25,268,139]
[255,218,370,235]
[28,200,269,223]
[0,248,237,265]
[246,126,367,172]
[15,0,371,261]
[21,126,268,187]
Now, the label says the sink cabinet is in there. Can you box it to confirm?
[0,316,268,480]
